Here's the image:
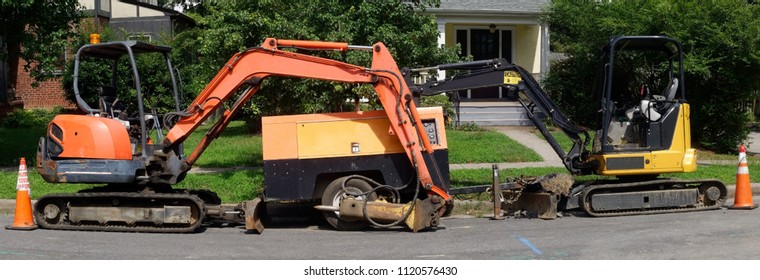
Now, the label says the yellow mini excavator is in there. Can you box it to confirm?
[405,36,726,217]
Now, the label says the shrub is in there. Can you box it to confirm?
[420,94,456,125]
[1,107,62,128]
[451,122,485,132]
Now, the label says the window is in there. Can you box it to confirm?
[454,26,514,99]
[128,33,152,42]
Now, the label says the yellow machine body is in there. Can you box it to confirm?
[594,103,697,176]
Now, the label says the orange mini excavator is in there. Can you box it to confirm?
[35,38,451,233]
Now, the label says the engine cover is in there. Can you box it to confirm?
[46,114,132,160]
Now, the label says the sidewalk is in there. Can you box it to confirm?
[747,132,760,155]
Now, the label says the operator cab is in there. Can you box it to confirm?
[595,36,686,153]
[38,40,187,184]
[71,41,184,157]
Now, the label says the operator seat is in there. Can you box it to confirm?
[640,78,678,122]
[98,85,118,117]
[627,78,678,122]
[664,77,679,101]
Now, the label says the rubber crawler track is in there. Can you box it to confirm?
[34,192,206,233]
[579,178,727,217]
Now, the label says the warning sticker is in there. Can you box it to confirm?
[503,71,522,85]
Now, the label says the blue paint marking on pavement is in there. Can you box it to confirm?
[517,236,542,255]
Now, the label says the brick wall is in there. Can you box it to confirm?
[13,59,75,110]
[9,15,110,111]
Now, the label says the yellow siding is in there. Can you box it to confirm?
[445,23,456,46]
[111,1,165,18]
[443,23,542,74]
[514,25,541,74]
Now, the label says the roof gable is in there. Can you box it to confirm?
[431,0,549,14]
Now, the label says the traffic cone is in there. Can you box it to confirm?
[729,144,758,210]
[5,158,38,230]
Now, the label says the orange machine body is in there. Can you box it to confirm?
[47,115,132,160]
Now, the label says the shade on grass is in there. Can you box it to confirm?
[0,127,46,167]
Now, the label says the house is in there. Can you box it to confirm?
[427,0,550,125]
[81,0,194,42]
[1,0,192,113]
[3,0,548,124]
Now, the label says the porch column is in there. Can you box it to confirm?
[437,21,446,80]
[540,22,550,83]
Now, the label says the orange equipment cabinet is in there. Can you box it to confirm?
[261,107,449,201]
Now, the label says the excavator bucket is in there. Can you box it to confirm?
[501,191,560,220]
[242,197,266,234]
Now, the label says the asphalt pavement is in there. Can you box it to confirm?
[2,195,759,260]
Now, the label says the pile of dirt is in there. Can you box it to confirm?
[535,173,574,196]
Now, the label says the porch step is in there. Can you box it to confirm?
[456,101,532,127]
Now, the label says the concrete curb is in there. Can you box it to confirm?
[0,199,19,214]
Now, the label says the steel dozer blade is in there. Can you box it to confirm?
[338,196,445,232]
[242,197,266,234]
[483,168,569,220]
[500,190,560,219]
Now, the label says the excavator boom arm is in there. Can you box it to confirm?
[407,58,593,174]
[162,38,449,200]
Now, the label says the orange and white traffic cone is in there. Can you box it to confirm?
[729,144,758,210]
[5,157,38,230]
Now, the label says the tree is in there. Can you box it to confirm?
[171,0,459,131]
[543,1,760,153]
[61,27,179,116]
[0,0,82,87]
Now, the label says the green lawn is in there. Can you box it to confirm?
[184,121,263,168]
[447,129,542,163]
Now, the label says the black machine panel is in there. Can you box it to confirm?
[263,150,450,201]
[605,157,645,170]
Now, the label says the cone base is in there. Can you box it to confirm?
[5,224,38,231]
[728,204,758,210]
